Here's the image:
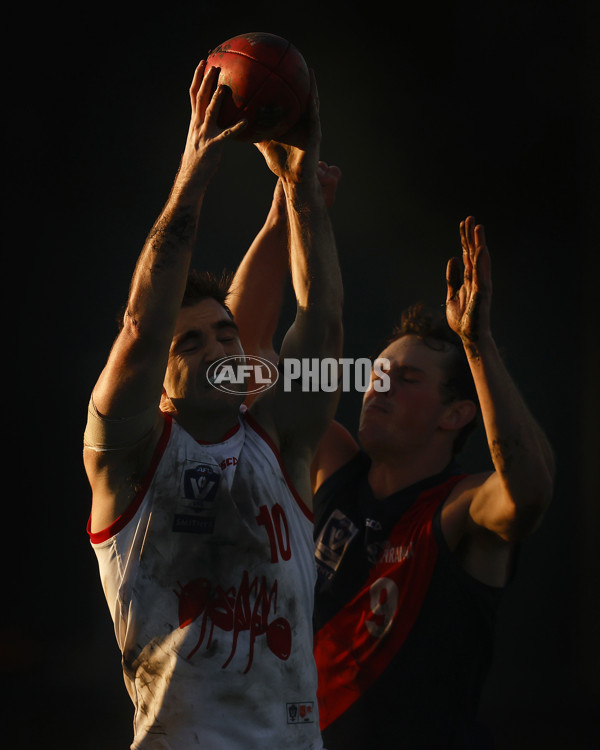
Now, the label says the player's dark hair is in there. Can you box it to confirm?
[387,302,480,455]
[181,268,234,316]
[116,269,234,331]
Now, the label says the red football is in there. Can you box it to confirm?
[206,32,310,142]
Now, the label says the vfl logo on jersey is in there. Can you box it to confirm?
[315,510,358,582]
[287,702,315,724]
[182,463,220,506]
[174,461,221,534]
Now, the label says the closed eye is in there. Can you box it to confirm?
[214,320,239,343]
[173,331,203,354]
[395,366,425,384]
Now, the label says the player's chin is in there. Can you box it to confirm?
[357,419,374,447]
[357,412,389,448]
[200,384,246,408]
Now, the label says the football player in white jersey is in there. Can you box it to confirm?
[83,61,342,749]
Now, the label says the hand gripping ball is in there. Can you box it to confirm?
[206,32,310,142]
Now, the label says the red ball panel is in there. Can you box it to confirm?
[206,32,310,142]
[212,32,290,70]
[276,48,312,103]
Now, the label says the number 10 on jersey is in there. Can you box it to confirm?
[256,504,291,563]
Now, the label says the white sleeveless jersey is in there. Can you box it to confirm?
[89,410,323,750]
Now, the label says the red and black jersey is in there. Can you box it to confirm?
[313,451,504,749]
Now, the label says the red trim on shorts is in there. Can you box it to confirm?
[244,411,314,522]
[87,414,173,544]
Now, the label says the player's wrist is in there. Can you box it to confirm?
[462,330,495,361]
[172,160,214,202]
[269,189,288,222]
[281,171,322,199]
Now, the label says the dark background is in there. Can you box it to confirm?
[7,1,598,747]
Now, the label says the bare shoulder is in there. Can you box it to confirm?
[441,471,494,545]
[247,396,358,508]
[311,420,359,494]
[246,389,280,448]
[441,471,513,587]
[246,391,316,510]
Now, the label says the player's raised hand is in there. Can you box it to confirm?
[270,161,341,213]
[445,216,492,346]
[178,62,247,183]
[255,69,322,185]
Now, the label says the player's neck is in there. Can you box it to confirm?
[366,450,451,500]
[165,401,241,443]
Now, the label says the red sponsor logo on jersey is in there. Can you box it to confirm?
[219,456,238,470]
[174,570,291,674]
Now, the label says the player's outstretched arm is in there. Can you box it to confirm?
[84,63,246,532]
[227,164,341,375]
[250,71,344,507]
[227,178,289,369]
[445,216,555,542]
[92,64,246,420]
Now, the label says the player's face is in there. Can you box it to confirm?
[358,335,453,457]
[163,298,245,408]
